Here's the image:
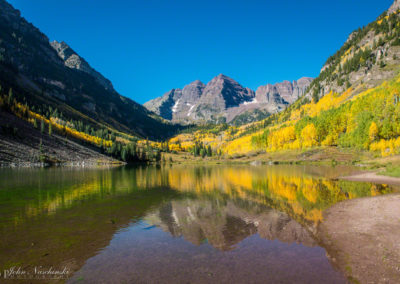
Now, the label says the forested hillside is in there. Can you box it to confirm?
[0,0,183,165]
[0,89,165,165]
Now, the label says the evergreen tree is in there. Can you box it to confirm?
[121,147,127,161]
[40,119,45,134]
[346,80,352,89]
[110,142,117,156]
[155,149,161,162]
[312,84,320,103]
[207,145,212,157]
[7,88,13,106]
[39,139,44,162]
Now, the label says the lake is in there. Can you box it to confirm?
[0,165,393,283]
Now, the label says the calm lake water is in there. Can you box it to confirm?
[0,165,394,283]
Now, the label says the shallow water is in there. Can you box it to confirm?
[0,165,393,283]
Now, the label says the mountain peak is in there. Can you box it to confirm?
[215,73,231,80]
[189,80,205,86]
[210,74,241,87]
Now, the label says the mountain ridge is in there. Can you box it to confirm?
[50,40,114,91]
[144,74,312,125]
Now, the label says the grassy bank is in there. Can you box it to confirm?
[163,146,372,165]
[163,146,400,178]
[379,166,400,177]
[360,154,400,177]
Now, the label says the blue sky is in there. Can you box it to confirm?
[9,0,393,103]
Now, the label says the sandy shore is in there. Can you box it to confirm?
[318,194,400,283]
[341,171,400,186]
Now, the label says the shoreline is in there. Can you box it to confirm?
[318,194,400,283]
[340,171,400,186]
[0,160,125,168]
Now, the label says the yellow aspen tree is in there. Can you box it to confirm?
[301,124,318,148]
[369,122,378,142]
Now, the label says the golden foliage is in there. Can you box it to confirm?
[301,124,318,148]
[369,122,379,142]
[12,102,113,148]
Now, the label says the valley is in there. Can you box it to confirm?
[1,0,400,283]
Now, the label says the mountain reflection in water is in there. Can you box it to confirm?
[145,199,316,251]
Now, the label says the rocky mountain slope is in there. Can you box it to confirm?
[0,110,117,166]
[305,0,400,102]
[50,40,114,91]
[0,0,179,140]
[144,75,312,125]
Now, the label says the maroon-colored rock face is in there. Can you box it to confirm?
[144,75,312,124]
[255,77,313,105]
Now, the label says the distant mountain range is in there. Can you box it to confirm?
[144,74,312,125]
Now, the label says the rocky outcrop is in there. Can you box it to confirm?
[144,75,312,125]
[51,41,114,90]
[255,77,312,105]
[388,0,400,14]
